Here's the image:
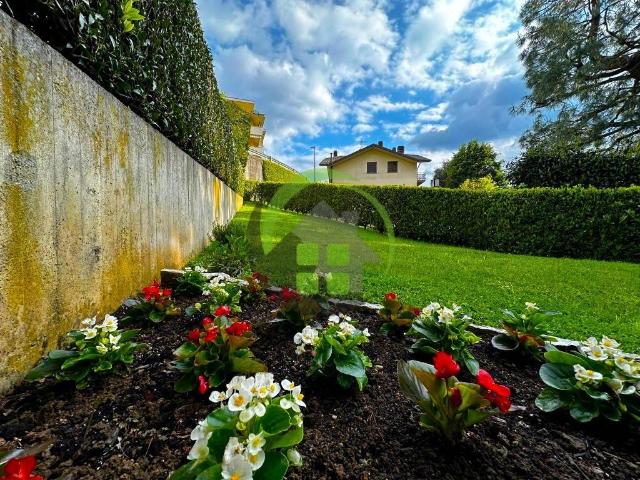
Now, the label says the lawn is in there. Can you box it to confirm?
[230,202,640,351]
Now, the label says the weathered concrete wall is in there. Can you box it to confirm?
[245,153,263,181]
[0,11,243,393]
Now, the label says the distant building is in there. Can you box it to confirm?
[226,96,266,151]
[319,142,430,186]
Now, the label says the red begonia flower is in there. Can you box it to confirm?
[214,305,231,317]
[197,375,208,395]
[433,351,460,379]
[384,292,397,301]
[203,327,219,343]
[449,387,462,408]
[226,321,251,336]
[187,329,200,342]
[202,317,214,328]
[1,456,43,480]
[280,287,299,301]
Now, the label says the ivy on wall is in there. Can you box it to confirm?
[262,160,306,183]
[1,0,246,191]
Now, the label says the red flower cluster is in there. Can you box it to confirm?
[449,387,462,408]
[477,369,511,413]
[411,307,421,316]
[186,317,219,344]
[0,456,43,480]
[187,328,200,342]
[280,287,299,301]
[214,305,232,317]
[433,351,460,379]
[268,294,279,302]
[142,280,171,302]
[202,317,213,328]
[197,375,208,395]
[384,292,397,301]
[226,321,252,336]
[203,327,219,343]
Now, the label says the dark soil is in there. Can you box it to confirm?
[1,294,639,480]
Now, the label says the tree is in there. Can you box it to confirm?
[440,141,505,188]
[517,0,640,153]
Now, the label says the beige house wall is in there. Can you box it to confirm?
[0,11,242,394]
[329,149,418,186]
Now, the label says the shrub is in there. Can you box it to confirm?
[491,302,558,359]
[398,355,511,444]
[460,176,498,191]
[262,160,306,183]
[294,313,372,391]
[193,226,254,277]
[121,280,180,324]
[2,0,245,190]
[185,274,243,318]
[406,303,481,375]
[170,373,305,480]
[245,181,640,262]
[536,338,640,423]
[378,292,420,334]
[242,272,270,302]
[508,149,640,188]
[173,311,266,394]
[26,315,144,389]
[176,266,210,297]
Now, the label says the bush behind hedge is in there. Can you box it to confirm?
[2,0,245,191]
[262,160,306,183]
[244,181,640,262]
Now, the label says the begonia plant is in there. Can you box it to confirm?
[122,280,180,324]
[378,292,420,333]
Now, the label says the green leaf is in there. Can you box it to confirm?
[265,427,304,450]
[569,402,599,423]
[539,363,575,390]
[61,354,101,370]
[315,341,332,365]
[254,451,289,480]
[259,405,291,435]
[49,350,77,360]
[94,360,113,372]
[325,335,346,355]
[336,372,353,389]
[174,342,198,359]
[207,407,238,430]
[535,387,568,412]
[149,310,164,323]
[334,350,366,379]
[169,460,216,480]
[175,373,197,393]
[544,350,592,369]
[491,333,519,351]
[195,464,222,480]
[207,429,235,459]
[230,355,267,374]
[462,354,479,376]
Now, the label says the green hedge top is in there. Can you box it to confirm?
[2,0,245,191]
[244,181,640,262]
[262,160,306,183]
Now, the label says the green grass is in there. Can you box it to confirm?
[230,203,640,351]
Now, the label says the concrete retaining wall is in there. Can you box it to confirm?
[0,11,243,393]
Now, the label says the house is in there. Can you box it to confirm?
[225,96,269,181]
[319,141,430,186]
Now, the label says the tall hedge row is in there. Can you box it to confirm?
[262,160,306,183]
[2,0,246,191]
[507,151,640,188]
[244,181,640,262]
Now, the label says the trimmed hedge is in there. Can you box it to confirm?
[244,181,640,262]
[262,160,306,183]
[2,0,245,191]
[508,151,640,188]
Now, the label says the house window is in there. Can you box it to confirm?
[366,162,377,174]
[387,161,398,173]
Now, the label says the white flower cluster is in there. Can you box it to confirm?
[79,314,121,354]
[294,314,370,356]
[184,265,207,274]
[422,302,468,324]
[574,336,640,392]
[188,374,304,478]
[202,273,245,297]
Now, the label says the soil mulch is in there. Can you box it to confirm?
[1,295,639,480]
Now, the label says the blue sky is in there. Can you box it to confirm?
[195,0,532,179]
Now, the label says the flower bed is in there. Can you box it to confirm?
[1,289,639,479]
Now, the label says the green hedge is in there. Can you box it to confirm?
[2,0,245,191]
[508,151,640,188]
[262,160,306,183]
[244,181,640,262]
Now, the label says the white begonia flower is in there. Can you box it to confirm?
[101,314,118,332]
[452,303,462,312]
[242,377,258,397]
[293,332,303,345]
[239,406,255,424]
[296,326,318,345]
[291,385,305,411]
[210,390,228,403]
[195,265,206,273]
[338,322,356,337]
[600,336,620,351]
[82,316,97,327]
[267,380,281,398]
[281,379,296,391]
[461,314,472,321]
[96,344,108,354]
[438,307,455,324]
[607,378,624,394]
[228,388,253,411]
[586,345,608,361]
[327,314,340,324]
[109,333,121,345]
[423,302,441,315]
[245,449,265,471]
[223,438,245,464]
[525,302,539,311]
[280,398,293,410]
[287,449,303,466]
[583,337,599,348]
[247,433,265,455]
[83,328,98,340]
[574,364,603,383]
[362,328,371,338]
[227,376,246,391]
[187,439,209,462]
[614,355,633,374]
[190,419,213,441]
[253,401,266,417]
[202,289,211,297]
